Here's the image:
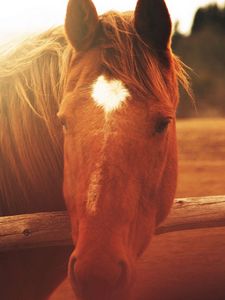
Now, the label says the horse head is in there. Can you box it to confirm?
[58,0,179,299]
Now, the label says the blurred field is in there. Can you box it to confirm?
[176,118,225,198]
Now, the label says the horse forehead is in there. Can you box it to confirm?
[91,75,130,113]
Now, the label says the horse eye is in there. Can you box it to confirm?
[155,117,172,134]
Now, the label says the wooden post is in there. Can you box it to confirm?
[0,196,225,252]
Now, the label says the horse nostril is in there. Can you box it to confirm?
[117,260,128,288]
[69,256,78,287]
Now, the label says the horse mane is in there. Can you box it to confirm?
[99,12,191,102]
[0,11,190,216]
[0,26,73,215]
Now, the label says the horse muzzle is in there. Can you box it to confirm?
[68,242,132,300]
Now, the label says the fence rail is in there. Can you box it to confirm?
[0,196,225,252]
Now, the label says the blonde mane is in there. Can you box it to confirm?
[0,26,71,134]
[0,12,190,215]
[0,26,72,215]
[99,12,191,102]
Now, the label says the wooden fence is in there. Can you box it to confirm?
[0,196,225,252]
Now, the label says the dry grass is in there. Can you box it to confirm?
[176,118,225,198]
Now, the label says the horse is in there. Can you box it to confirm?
[0,0,190,299]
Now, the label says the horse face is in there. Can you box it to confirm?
[58,0,179,299]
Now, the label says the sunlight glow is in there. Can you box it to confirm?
[0,0,224,43]
[92,76,130,113]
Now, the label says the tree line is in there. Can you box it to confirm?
[173,4,225,117]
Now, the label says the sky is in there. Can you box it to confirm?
[0,0,225,43]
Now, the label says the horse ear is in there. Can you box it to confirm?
[65,0,99,51]
[134,0,172,51]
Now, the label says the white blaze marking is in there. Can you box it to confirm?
[87,76,130,214]
[91,75,130,113]
[86,162,103,213]
[86,129,108,214]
